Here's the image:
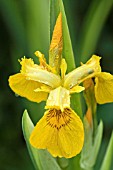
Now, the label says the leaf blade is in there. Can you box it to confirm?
[22,110,61,170]
[58,0,75,72]
[80,120,103,169]
[58,0,82,118]
[79,0,113,62]
[100,132,113,170]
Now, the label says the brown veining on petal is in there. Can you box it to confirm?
[46,108,72,130]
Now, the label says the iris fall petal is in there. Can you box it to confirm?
[9,73,48,102]
[30,108,84,158]
[95,72,113,104]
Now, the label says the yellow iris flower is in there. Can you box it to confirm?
[8,13,113,158]
[9,51,85,158]
[9,52,113,158]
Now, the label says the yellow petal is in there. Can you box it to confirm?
[30,108,84,158]
[19,57,34,73]
[9,73,48,102]
[70,85,85,94]
[60,58,67,79]
[49,13,62,73]
[34,84,52,93]
[45,86,70,111]
[64,55,101,89]
[50,12,62,54]
[95,72,113,104]
[20,58,61,88]
[35,51,56,74]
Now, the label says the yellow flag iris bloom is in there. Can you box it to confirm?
[9,52,113,158]
[8,13,113,158]
[9,51,85,158]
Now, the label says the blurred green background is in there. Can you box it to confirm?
[0,0,113,169]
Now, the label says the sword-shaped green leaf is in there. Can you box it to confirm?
[100,132,113,170]
[22,110,61,170]
[80,119,103,169]
[58,0,75,72]
[79,0,113,62]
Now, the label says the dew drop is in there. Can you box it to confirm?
[15,93,19,97]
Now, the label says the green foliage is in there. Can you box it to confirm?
[24,0,50,57]
[0,0,26,49]
[22,110,61,170]
[50,0,75,72]
[79,0,113,62]
[80,120,103,169]
[100,132,113,170]
[59,0,83,117]
[50,0,60,40]
[58,0,75,72]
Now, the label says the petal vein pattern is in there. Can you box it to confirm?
[30,108,84,158]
